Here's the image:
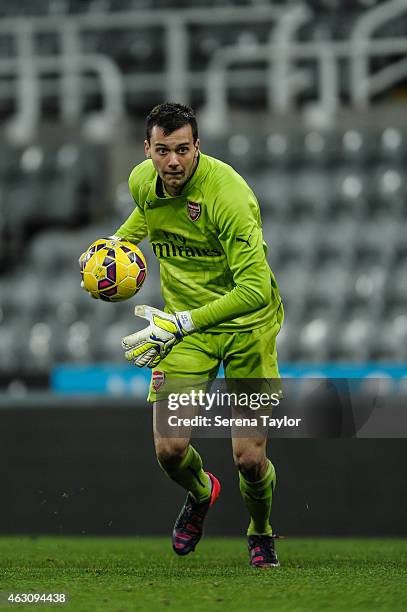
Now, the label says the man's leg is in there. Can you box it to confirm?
[222,314,283,567]
[149,331,221,505]
[153,400,212,503]
[153,400,220,555]
[232,436,276,536]
[232,436,279,567]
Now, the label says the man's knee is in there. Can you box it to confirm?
[155,438,189,468]
[233,441,267,480]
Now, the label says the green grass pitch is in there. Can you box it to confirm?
[0,537,406,611]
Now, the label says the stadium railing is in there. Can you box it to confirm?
[1,2,407,141]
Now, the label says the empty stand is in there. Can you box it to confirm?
[1,124,405,371]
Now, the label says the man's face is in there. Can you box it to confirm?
[144,124,200,195]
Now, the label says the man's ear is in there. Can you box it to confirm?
[194,138,200,158]
[144,140,151,158]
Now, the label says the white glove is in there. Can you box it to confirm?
[122,305,195,368]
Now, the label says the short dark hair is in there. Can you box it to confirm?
[145,102,198,143]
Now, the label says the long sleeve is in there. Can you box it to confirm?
[114,166,149,243]
[190,180,273,331]
[115,205,148,244]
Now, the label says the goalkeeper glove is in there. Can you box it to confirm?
[122,305,195,368]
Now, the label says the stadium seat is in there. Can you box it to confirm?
[310,261,351,309]
[226,133,254,172]
[275,221,317,266]
[298,317,331,362]
[264,132,300,168]
[1,274,44,318]
[28,230,83,274]
[380,128,407,162]
[329,169,368,220]
[275,320,300,362]
[277,260,312,313]
[97,316,135,361]
[369,317,407,362]
[329,311,375,362]
[289,169,331,220]
[55,301,80,326]
[65,320,92,361]
[0,144,21,179]
[352,218,395,264]
[0,320,22,372]
[386,258,407,302]
[307,130,345,165]
[340,129,375,166]
[252,170,293,221]
[27,321,54,370]
[372,166,406,218]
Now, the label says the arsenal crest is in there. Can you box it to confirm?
[152,370,165,392]
[187,201,201,222]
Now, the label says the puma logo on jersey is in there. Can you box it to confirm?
[236,230,253,246]
[236,236,250,246]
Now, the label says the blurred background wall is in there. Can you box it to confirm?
[0,0,406,535]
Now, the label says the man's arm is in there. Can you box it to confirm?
[115,204,148,244]
[79,165,148,296]
[190,181,273,330]
[114,164,150,243]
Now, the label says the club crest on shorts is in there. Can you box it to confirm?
[152,370,165,392]
[187,201,201,222]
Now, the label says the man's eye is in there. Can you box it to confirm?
[157,149,167,154]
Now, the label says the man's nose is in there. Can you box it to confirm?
[167,152,180,167]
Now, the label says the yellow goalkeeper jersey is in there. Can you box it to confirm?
[115,152,282,332]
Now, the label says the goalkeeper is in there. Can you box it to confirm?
[100,103,283,567]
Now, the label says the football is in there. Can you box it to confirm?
[80,238,147,302]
